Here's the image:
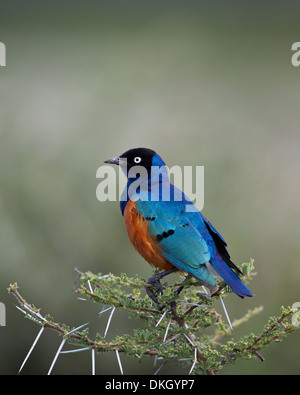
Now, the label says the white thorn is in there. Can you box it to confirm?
[164,334,180,344]
[18,326,45,374]
[104,306,116,339]
[98,306,112,317]
[189,347,198,375]
[60,347,90,354]
[163,319,172,342]
[155,309,167,328]
[98,274,110,279]
[154,360,166,375]
[87,280,93,293]
[47,338,66,375]
[92,349,95,375]
[67,321,89,335]
[115,350,123,375]
[219,295,233,332]
[183,334,195,347]
[153,354,158,368]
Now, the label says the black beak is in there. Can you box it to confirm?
[104,156,119,165]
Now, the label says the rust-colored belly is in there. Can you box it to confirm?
[123,200,174,271]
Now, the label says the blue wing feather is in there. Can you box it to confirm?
[123,181,252,297]
[135,198,216,289]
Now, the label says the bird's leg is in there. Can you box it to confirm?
[145,268,177,304]
[174,285,184,296]
[173,274,194,297]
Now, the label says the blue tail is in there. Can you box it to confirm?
[211,257,253,298]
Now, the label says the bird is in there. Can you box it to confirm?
[104,147,253,303]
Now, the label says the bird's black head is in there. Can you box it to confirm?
[105,147,158,174]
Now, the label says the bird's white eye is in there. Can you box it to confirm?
[134,157,142,164]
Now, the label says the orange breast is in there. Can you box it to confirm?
[123,200,174,271]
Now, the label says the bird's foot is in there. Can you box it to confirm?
[145,279,165,304]
[145,268,177,305]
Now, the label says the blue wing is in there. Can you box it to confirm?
[135,198,217,290]
[127,183,252,297]
[185,200,253,297]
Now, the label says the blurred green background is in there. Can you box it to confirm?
[0,0,300,375]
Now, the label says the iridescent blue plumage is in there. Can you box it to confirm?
[108,149,252,298]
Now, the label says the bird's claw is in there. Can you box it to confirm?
[145,280,165,305]
[145,268,184,307]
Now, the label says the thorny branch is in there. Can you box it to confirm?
[7,263,300,375]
